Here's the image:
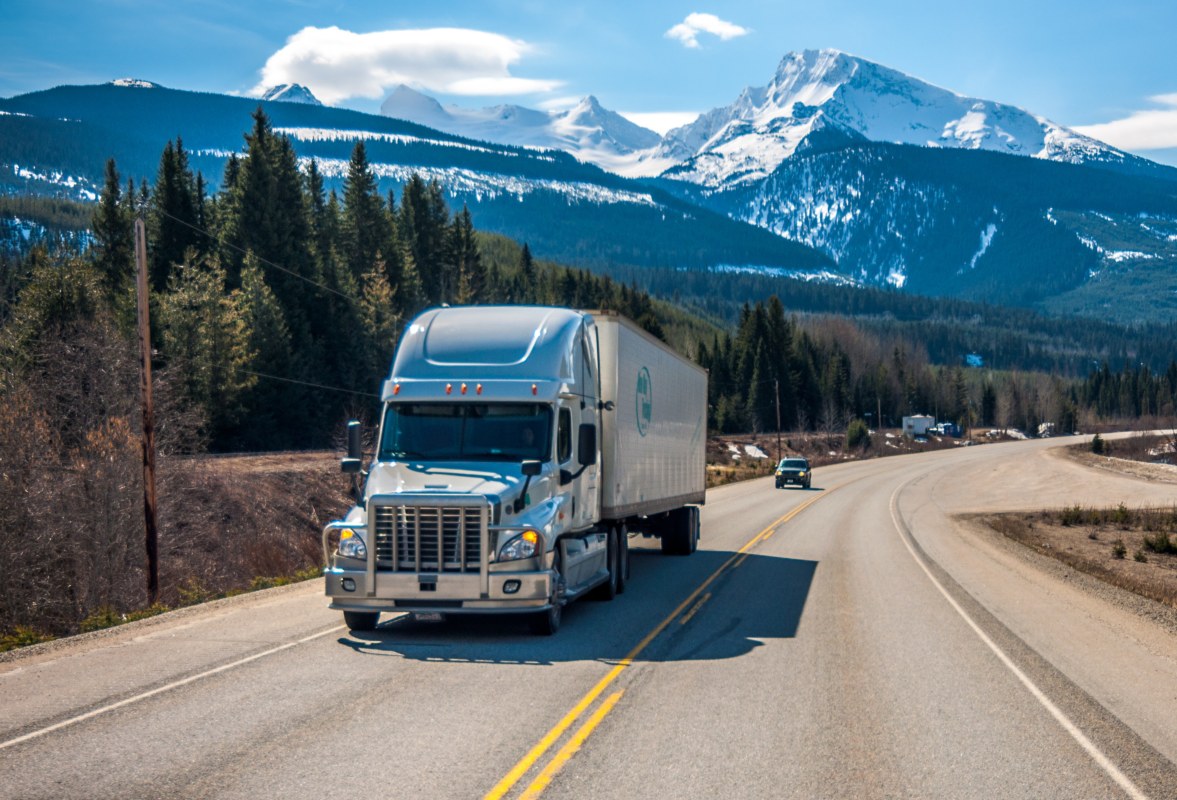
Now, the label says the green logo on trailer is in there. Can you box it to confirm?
[636,366,652,436]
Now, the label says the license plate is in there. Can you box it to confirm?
[412,612,444,622]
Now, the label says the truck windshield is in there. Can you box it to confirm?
[378,403,552,463]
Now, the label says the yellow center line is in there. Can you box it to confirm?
[483,489,830,800]
[679,592,712,625]
[518,691,626,800]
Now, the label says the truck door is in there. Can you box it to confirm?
[574,324,599,529]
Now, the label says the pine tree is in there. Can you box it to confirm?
[233,254,293,449]
[157,259,255,445]
[148,138,200,292]
[518,243,536,303]
[91,160,135,296]
[342,141,393,282]
[400,176,451,304]
[450,206,485,304]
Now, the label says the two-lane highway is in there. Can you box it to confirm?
[3,438,1176,798]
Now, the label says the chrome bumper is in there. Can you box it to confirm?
[323,566,552,614]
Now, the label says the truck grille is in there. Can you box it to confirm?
[372,503,484,572]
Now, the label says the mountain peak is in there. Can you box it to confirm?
[109,78,158,89]
[260,84,322,106]
[654,48,1122,187]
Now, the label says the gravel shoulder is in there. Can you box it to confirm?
[965,442,1177,633]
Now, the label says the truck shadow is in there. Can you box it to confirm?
[337,549,816,666]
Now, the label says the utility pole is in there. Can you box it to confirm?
[135,218,159,605]
[775,378,782,461]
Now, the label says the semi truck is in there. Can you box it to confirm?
[322,305,707,635]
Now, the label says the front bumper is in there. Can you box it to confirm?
[324,566,553,615]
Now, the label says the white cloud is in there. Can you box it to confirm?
[620,111,700,134]
[666,13,749,49]
[1073,93,1177,151]
[252,26,562,104]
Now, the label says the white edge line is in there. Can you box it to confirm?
[889,486,1149,800]
[0,624,347,751]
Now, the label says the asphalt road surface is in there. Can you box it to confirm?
[3,437,1177,799]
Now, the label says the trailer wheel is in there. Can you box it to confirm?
[531,553,564,635]
[589,528,619,601]
[661,508,699,556]
[343,611,379,631]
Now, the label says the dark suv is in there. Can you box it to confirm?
[775,457,812,489]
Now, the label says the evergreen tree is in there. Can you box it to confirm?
[233,254,294,449]
[157,259,255,445]
[342,142,394,283]
[400,176,451,304]
[91,159,135,295]
[148,138,200,292]
[451,206,485,305]
[518,243,536,303]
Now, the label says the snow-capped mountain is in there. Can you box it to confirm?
[109,78,158,89]
[654,48,1136,187]
[380,86,661,174]
[260,84,322,106]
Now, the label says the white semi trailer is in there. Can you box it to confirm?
[322,305,707,634]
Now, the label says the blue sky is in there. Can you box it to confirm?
[4,0,1176,163]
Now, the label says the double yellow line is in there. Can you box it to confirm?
[484,490,827,799]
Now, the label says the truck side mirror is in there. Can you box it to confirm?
[578,424,597,466]
[521,459,542,477]
[342,420,363,474]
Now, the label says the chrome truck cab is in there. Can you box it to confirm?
[322,306,619,635]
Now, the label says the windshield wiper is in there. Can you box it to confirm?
[384,450,428,460]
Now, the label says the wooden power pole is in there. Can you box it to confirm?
[135,219,160,604]
[775,378,782,461]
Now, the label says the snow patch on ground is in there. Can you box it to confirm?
[744,444,769,459]
[299,158,660,208]
[886,267,907,289]
[1105,250,1157,262]
[276,127,516,158]
[10,164,97,200]
[965,223,997,271]
[712,264,859,286]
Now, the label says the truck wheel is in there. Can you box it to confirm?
[589,528,618,601]
[531,553,563,635]
[661,508,697,555]
[343,611,379,631]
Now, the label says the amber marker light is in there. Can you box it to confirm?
[393,383,401,396]
[446,383,453,395]
[532,384,538,395]
[476,384,483,395]
[461,383,468,395]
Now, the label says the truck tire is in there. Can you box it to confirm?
[531,553,564,635]
[343,611,379,631]
[660,507,698,555]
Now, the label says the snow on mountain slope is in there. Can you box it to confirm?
[260,84,322,106]
[652,48,1132,187]
[380,86,664,175]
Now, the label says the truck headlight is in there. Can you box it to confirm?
[497,530,542,563]
[337,528,367,560]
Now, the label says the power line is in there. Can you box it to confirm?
[157,209,354,302]
[237,367,381,399]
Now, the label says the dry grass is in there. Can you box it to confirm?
[980,508,1177,610]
